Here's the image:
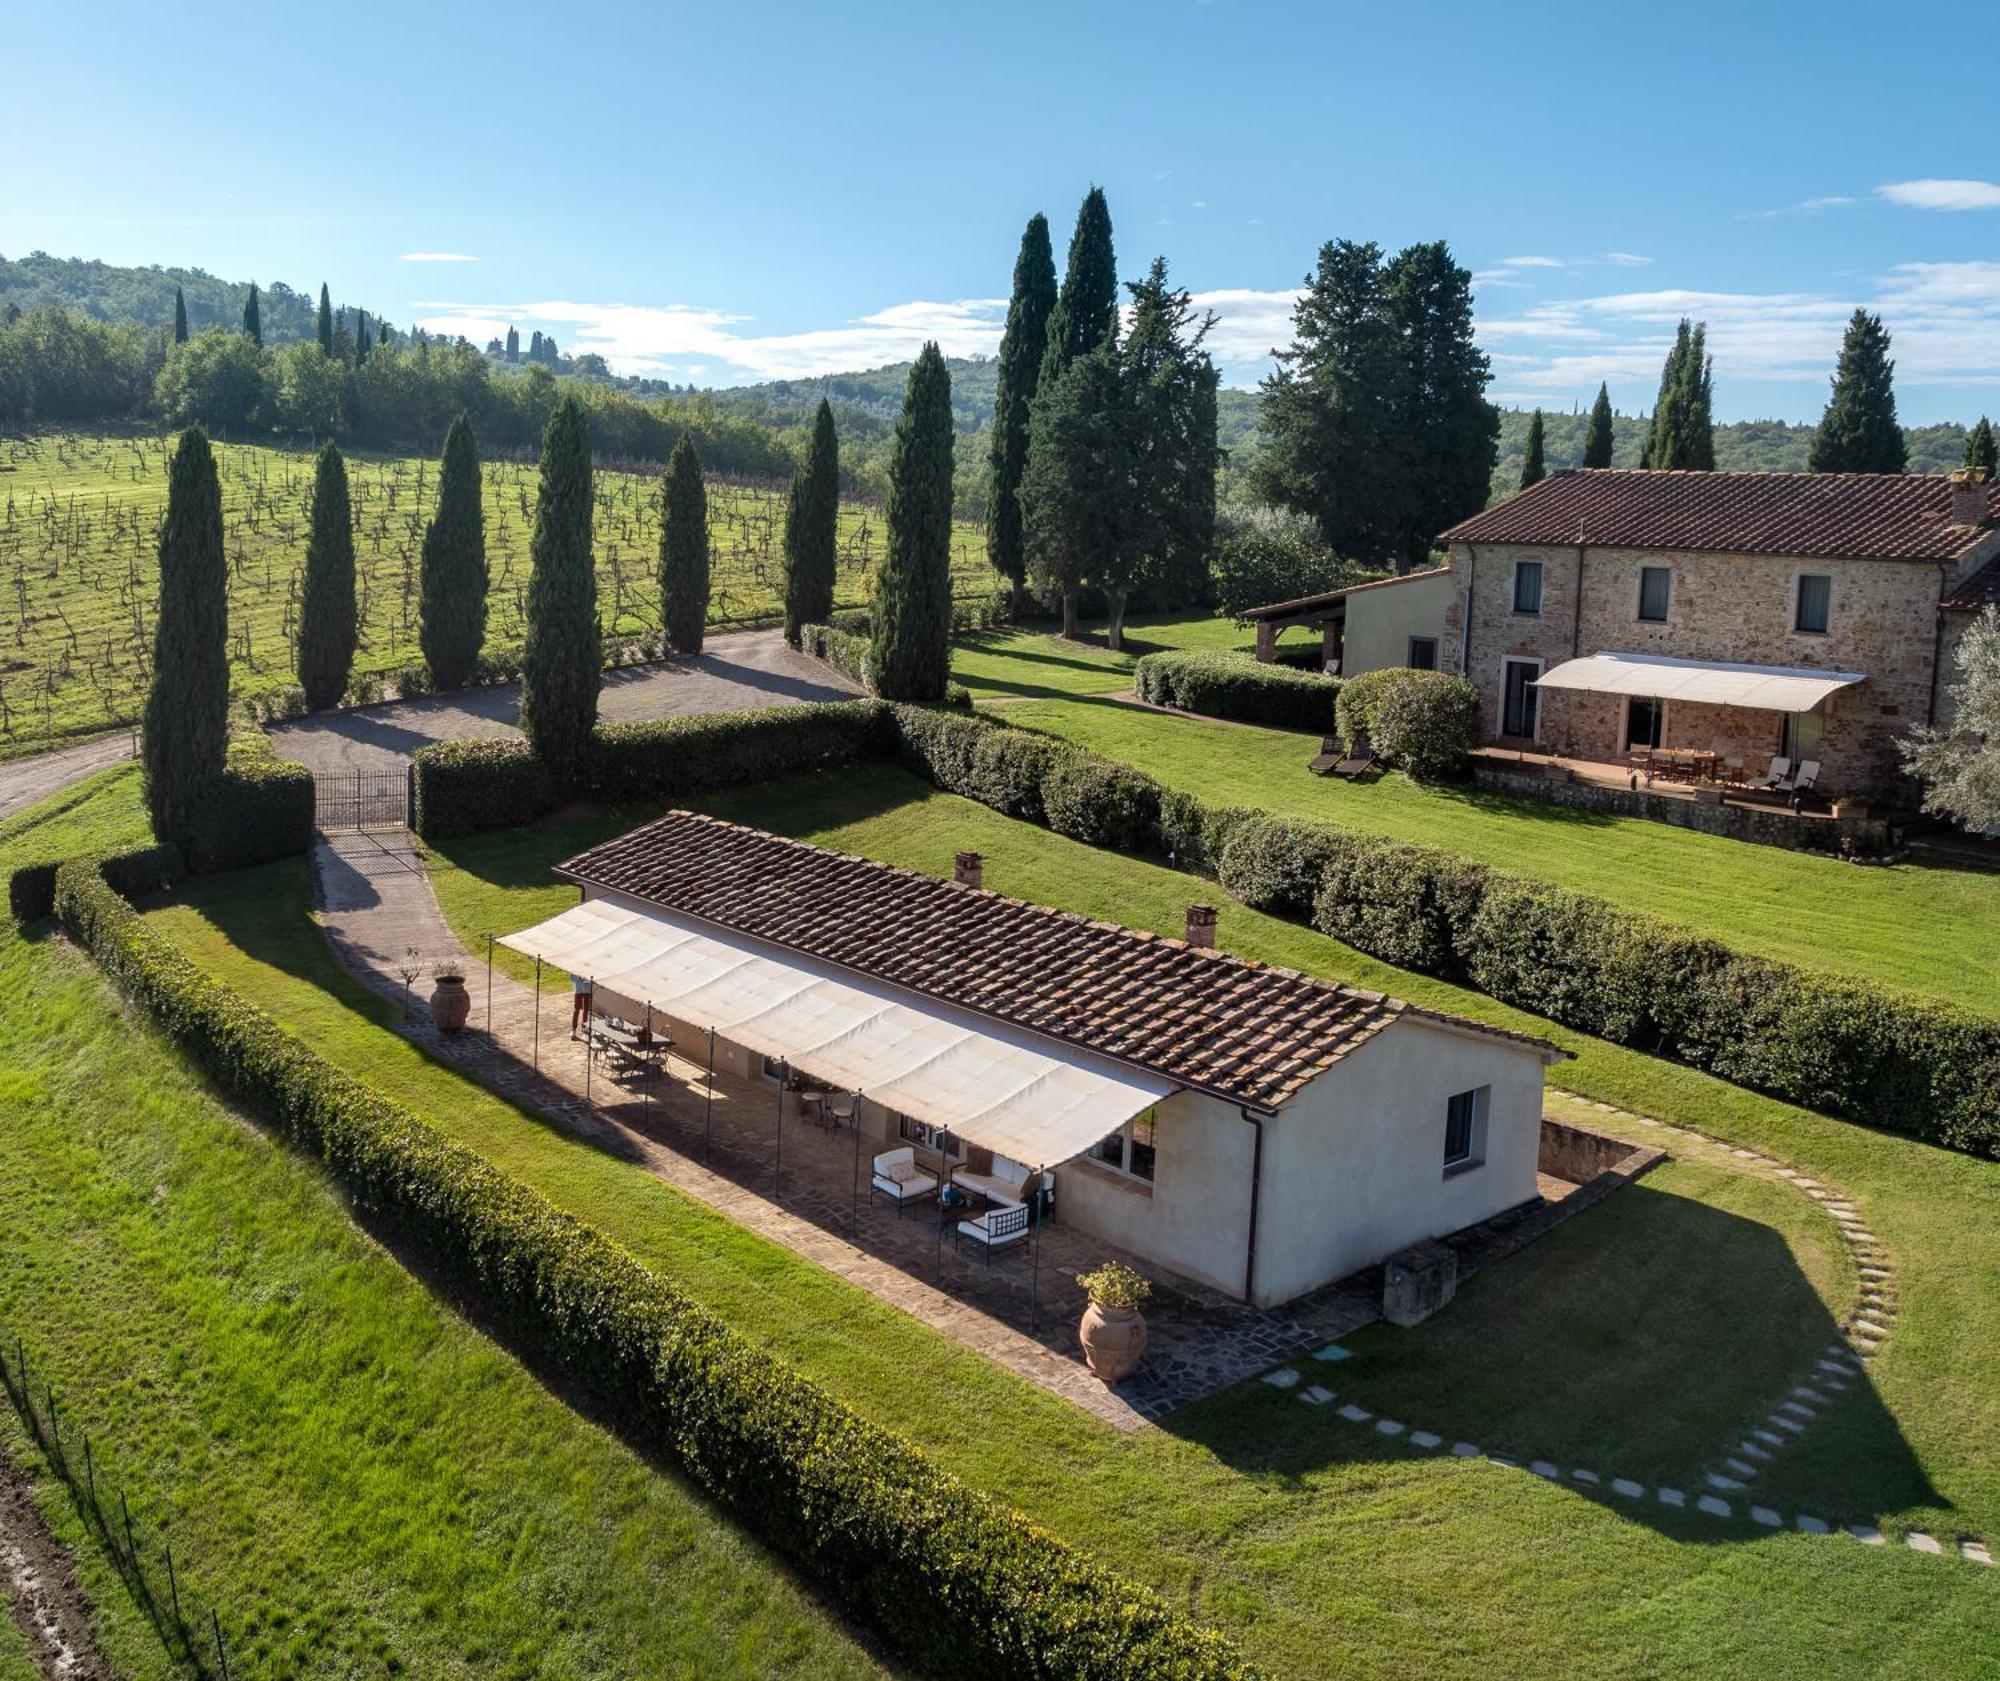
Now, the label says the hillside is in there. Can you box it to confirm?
[0,250,374,344]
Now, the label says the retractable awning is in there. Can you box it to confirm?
[1532,652,1865,712]
[500,897,1175,1169]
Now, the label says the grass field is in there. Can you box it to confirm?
[0,428,998,749]
[118,762,1999,1678]
[949,619,2000,1014]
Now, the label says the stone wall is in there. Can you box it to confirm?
[1538,1117,1648,1184]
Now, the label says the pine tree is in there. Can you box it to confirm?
[317,283,335,357]
[1644,319,1714,471]
[1519,410,1546,490]
[355,309,371,364]
[1023,343,1128,641]
[660,433,710,654]
[1966,417,1998,477]
[519,398,599,773]
[872,345,954,700]
[296,442,357,709]
[1584,382,1615,468]
[782,399,839,643]
[142,428,229,846]
[241,284,262,347]
[1039,187,1118,390]
[418,413,487,689]
[986,213,1056,611]
[173,285,189,345]
[1383,240,1496,566]
[1808,309,1907,474]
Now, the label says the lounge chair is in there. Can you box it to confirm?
[956,1200,1031,1261]
[870,1147,937,1214]
[1782,760,1821,810]
[1746,756,1791,792]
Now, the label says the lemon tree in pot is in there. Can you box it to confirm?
[1076,1260,1152,1382]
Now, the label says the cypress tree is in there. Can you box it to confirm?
[1808,309,1907,474]
[173,285,189,344]
[241,284,262,347]
[1966,417,1998,476]
[782,398,839,643]
[518,397,599,773]
[505,325,520,363]
[355,309,371,364]
[1039,187,1118,390]
[142,428,229,846]
[986,213,1057,611]
[872,344,954,701]
[317,283,335,357]
[1584,382,1614,467]
[1383,240,1496,566]
[1520,409,1546,489]
[296,443,357,709]
[660,433,710,655]
[1644,319,1714,471]
[418,413,487,689]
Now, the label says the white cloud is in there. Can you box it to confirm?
[1741,194,1857,220]
[1191,200,1208,210]
[1498,255,1563,269]
[1603,252,1653,266]
[1878,178,2000,212]
[399,251,476,262]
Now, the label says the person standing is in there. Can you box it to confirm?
[569,972,592,1038]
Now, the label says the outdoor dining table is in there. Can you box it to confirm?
[1636,748,1721,785]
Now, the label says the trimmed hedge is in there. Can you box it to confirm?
[9,841,183,924]
[410,739,560,840]
[801,621,873,690]
[180,741,315,874]
[54,856,1255,1680]
[1335,667,1481,780]
[1133,651,1340,733]
[585,702,884,807]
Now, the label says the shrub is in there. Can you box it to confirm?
[1315,841,1488,978]
[53,857,1254,1680]
[1337,667,1481,780]
[1208,502,1354,621]
[11,841,183,924]
[1041,751,1163,854]
[180,741,314,874]
[801,621,873,690]
[1156,790,1254,875]
[586,701,884,808]
[1217,816,1353,922]
[411,739,559,840]
[1133,650,1339,733]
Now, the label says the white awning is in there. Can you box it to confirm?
[500,897,1175,1169]
[1532,652,1864,712]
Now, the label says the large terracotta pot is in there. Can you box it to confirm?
[430,975,471,1035]
[1078,1300,1148,1383]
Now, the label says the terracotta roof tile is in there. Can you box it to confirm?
[1440,469,2000,562]
[1943,555,2000,612]
[557,812,1563,1111]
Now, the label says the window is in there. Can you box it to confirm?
[1795,574,1832,634]
[1637,566,1671,622]
[760,1053,787,1083]
[1781,709,1824,765]
[1511,561,1544,615]
[899,1115,958,1158]
[1443,1087,1488,1174]
[1407,636,1438,671]
[1501,657,1541,739]
[1625,695,1663,751]
[1092,1111,1158,1183]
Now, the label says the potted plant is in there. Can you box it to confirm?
[1076,1260,1152,1382]
[430,961,471,1035]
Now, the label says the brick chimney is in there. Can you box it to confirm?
[953,850,983,889]
[1185,904,1218,949]
[1950,468,1991,529]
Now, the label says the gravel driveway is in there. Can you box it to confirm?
[268,628,860,777]
[0,732,136,825]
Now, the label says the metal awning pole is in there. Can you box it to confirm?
[585,974,595,1103]
[935,1168,946,1281]
[850,1092,863,1233]
[704,1028,716,1162]
[643,1000,652,1121]
[485,934,493,1037]
[773,1058,787,1199]
[532,955,541,1071]
[1030,1163,1045,1334]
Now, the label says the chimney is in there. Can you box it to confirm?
[1950,468,1991,529]
[1185,904,1218,949]
[953,850,983,890]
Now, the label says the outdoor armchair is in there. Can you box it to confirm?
[955,1201,1031,1260]
[871,1146,937,1213]
[1746,755,1790,791]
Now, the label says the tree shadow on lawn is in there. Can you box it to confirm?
[1166,1177,1941,1538]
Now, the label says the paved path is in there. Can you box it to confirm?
[0,733,135,824]
[270,629,860,776]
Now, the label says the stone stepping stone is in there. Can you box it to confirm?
[1797,1515,1829,1534]
[1529,1460,1561,1479]
[1858,1266,1890,1280]
[1723,1458,1757,1477]
[1816,1358,1859,1377]
[1262,1368,1301,1389]
[1776,1400,1815,1420]
[1794,1178,1821,1191]
[1963,1540,1993,1566]
[1450,1441,1481,1458]
[1751,1428,1787,1448]
[1706,1473,1745,1492]
[1611,1478,1644,1498]
[1301,1386,1335,1405]
[1488,1455,1520,1469]
[1572,1468,1600,1485]
[1768,1414,1807,1435]
[1658,1487,1686,1508]
[1697,1495,1732,1517]
[1848,1524,1886,1545]
[1791,1386,1830,1404]
[1845,1232,1881,1246]
[1312,1343,1353,1362]
[1751,1506,1782,1527]
[1409,1430,1442,1449]
[1336,1403,1371,1423]
[1731,1148,1756,1158]
[1374,1418,1406,1437]
[1738,1441,1773,1462]
[1905,1531,1943,1555]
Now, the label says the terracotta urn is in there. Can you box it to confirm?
[430,975,471,1035]
[1078,1299,1148,1383]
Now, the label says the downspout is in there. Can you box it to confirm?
[1457,546,1477,676]
[1927,561,1949,726]
[1571,544,1586,659]
[1240,1107,1266,1306]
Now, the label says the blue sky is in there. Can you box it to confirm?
[8,0,1999,423]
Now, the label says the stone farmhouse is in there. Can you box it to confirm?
[1435,468,2000,801]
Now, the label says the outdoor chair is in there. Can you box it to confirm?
[1308,735,1341,775]
[827,1092,858,1129]
[1331,744,1377,780]
[870,1147,937,1214]
[956,1200,1031,1261]
[1782,760,1822,811]
[1746,756,1791,791]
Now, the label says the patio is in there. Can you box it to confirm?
[1470,744,1843,822]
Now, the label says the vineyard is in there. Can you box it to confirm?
[0,429,999,748]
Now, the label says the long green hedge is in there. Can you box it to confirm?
[801,621,873,690]
[1133,651,1340,733]
[182,740,316,873]
[52,856,1255,1680]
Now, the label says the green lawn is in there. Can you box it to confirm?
[949,614,1263,702]
[138,767,2000,1678]
[946,616,2000,1014]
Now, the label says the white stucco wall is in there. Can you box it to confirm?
[1343,568,1458,677]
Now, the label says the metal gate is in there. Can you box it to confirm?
[313,769,410,833]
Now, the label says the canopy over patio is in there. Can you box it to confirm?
[500,897,1175,1169]
[1532,652,1865,712]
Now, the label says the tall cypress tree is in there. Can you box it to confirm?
[317,283,335,357]
[1584,382,1614,467]
[660,433,710,655]
[986,213,1057,611]
[782,398,839,643]
[1520,409,1546,489]
[241,284,262,347]
[355,309,371,364]
[872,344,954,701]
[519,397,598,773]
[1644,319,1714,471]
[173,285,189,345]
[1808,309,1907,474]
[1039,187,1118,390]
[418,413,487,690]
[142,428,229,846]
[505,325,520,362]
[296,443,357,709]
[1966,417,1998,477]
